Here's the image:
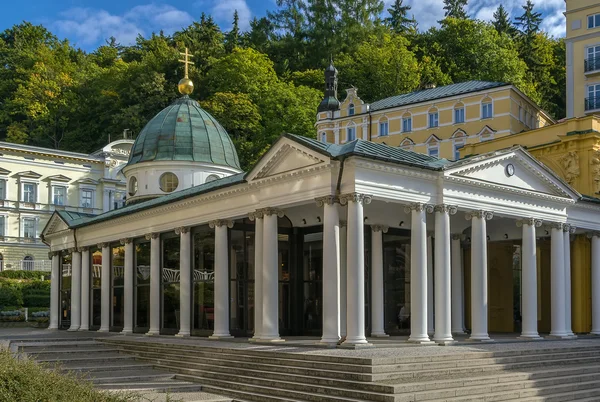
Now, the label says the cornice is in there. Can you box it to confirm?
[350,159,439,180]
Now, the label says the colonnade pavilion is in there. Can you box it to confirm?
[42,67,600,347]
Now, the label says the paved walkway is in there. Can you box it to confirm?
[3,328,600,363]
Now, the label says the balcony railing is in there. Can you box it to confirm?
[585,56,600,73]
[0,259,51,272]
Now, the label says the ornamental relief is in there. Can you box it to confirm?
[592,150,600,194]
[558,151,580,185]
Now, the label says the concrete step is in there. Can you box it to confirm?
[199,384,305,402]
[24,347,119,357]
[56,361,154,373]
[34,352,132,364]
[129,390,233,402]
[95,380,204,392]
[82,369,176,384]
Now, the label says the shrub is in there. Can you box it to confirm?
[0,270,46,280]
[23,292,50,308]
[0,348,136,401]
[0,284,23,309]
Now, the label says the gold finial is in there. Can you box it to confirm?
[178,47,195,95]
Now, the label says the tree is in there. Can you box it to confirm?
[385,0,417,34]
[225,10,241,53]
[492,5,516,36]
[443,0,468,19]
[515,0,542,39]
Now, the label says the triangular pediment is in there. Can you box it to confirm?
[246,137,331,181]
[15,170,42,179]
[445,147,580,200]
[42,213,70,237]
[76,178,99,185]
[0,167,10,175]
[46,174,71,182]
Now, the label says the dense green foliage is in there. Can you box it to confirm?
[0,349,135,401]
[0,276,50,310]
[0,270,48,280]
[0,1,566,169]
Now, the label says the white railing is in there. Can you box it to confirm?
[0,260,51,272]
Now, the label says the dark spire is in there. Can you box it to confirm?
[317,59,340,113]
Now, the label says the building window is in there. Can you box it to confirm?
[428,144,439,158]
[206,174,220,183]
[22,255,34,271]
[453,141,465,160]
[22,183,36,203]
[320,132,327,143]
[402,117,412,132]
[588,14,600,29]
[128,176,138,196]
[159,172,179,193]
[348,103,355,116]
[53,186,66,206]
[114,192,125,210]
[586,45,600,72]
[81,189,93,208]
[482,102,493,119]
[23,218,35,239]
[379,119,389,137]
[346,126,356,141]
[0,180,5,200]
[587,84,600,110]
[454,107,465,124]
[0,216,5,236]
[428,112,439,128]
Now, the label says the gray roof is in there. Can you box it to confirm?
[369,81,508,112]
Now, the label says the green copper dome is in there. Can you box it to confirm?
[127,96,241,170]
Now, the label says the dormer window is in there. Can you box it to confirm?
[348,103,355,116]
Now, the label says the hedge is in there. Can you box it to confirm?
[0,277,50,309]
[0,348,135,402]
[0,270,47,280]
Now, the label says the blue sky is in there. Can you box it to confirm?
[0,0,566,51]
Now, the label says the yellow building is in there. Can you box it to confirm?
[316,72,554,161]
[566,0,600,118]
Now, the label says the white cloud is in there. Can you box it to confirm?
[541,9,566,38]
[401,0,445,31]
[53,4,194,48]
[209,0,252,31]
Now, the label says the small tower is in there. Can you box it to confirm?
[317,59,340,112]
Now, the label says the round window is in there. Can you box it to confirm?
[160,172,179,193]
[128,177,138,196]
[206,174,220,183]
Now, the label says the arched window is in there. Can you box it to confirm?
[402,112,412,132]
[454,102,465,124]
[378,117,389,137]
[481,97,493,119]
[428,108,439,128]
[348,103,355,116]
[452,130,467,160]
[320,132,327,143]
[346,123,356,141]
[22,255,34,271]
[426,135,440,158]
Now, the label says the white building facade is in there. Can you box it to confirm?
[0,138,133,271]
[42,131,600,342]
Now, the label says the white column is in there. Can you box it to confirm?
[519,219,541,339]
[49,252,60,330]
[340,220,348,338]
[451,234,465,334]
[427,233,434,334]
[176,227,191,337]
[591,232,600,335]
[80,247,90,331]
[341,193,371,346]
[563,224,575,337]
[210,220,233,339]
[146,234,160,335]
[102,190,110,213]
[99,243,111,332]
[405,203,431,343]
[433,205,455,344]
[262,210,282,342]
[467,210,492,341]
[250,212,264,341]
[370,225,388,337]
[319,197,342,344]
[550,223,568,338]
[68,249,82,331]
[121,238,134,334]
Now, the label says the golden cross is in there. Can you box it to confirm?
[178,48,195,78]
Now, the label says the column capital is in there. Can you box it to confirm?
[403,202,432,213]
[67,247,77,253]
[516,218,543,228]
[248,210,264,221]
[78,246,90,252]
[587,231,600,239]
[451,233,463,241]
[339,193,372,206]
[340,220,347,228]
[144,233,159,241]
[562,224,576,234]
[120,238,133,245]
[547,222,565,231]
[174,227,190,235]
[371,224,389,233]
[261,208,285,217]
[209,219,234,228]
[97,242,110,248]
[315,195,339,207]
[48,251,60,259]
[465,210,493,221]
[433,204,457,215]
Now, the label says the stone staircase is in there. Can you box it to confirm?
[11,338,231,402]
[96,337,600,402]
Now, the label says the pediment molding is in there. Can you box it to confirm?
[15,170,42,179]
[46,174,71,182]
[42,213,71,237]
